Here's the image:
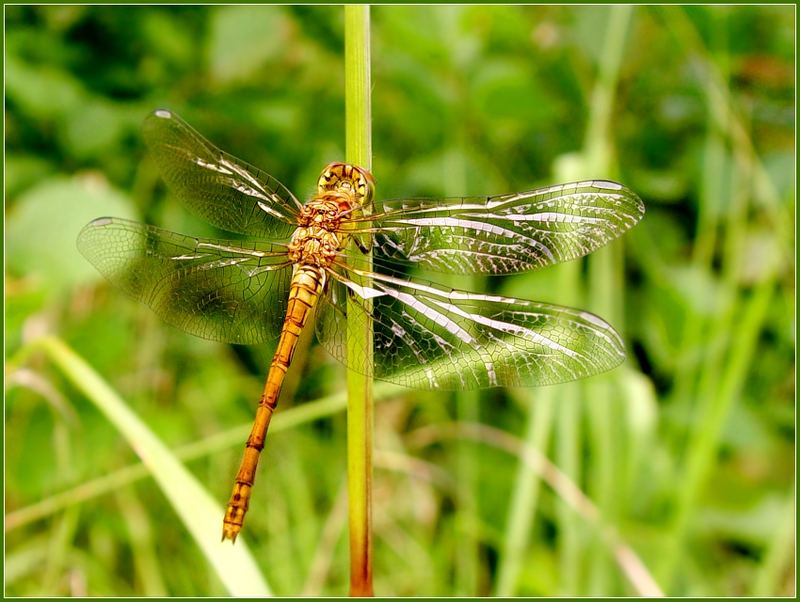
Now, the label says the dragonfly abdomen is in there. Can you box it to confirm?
[222,265,325,541]
[274,265,327,363]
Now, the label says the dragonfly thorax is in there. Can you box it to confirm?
[289,196,353,266]
[287,226,342,267]
[297,195,350,229]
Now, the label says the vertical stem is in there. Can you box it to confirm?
[344,4,374,597]
[582,6,632,595]
[439,8,481,591]
[494,388,555,596]
[751,495,795,596]
[446,138,481,598]
[650,10,788,589]
[551,161,585,595]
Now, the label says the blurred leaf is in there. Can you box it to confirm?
[39,6,88,32]
[762,150,796,201]
[464,5,533,55]
[377,6,455,63]
[405,148,469,194]
[694,493,787,547]
[250,99,303,136]
[64,100,129,160]
[6,56,85,121]
[634,284,684,372]
[627,165,691,203]
[5,154,54,199]
[141,10,196,69]
[7,174,138,294]
[469,58,560,126]
[4,536,50,585]
[207,6,291,86]
[516,544,559,595]
[737,228,784,285]
[666,265,731,316]
[500,264,562,307]
[4,278,50,356]
[620,368,659,441]
[571,6,620,67]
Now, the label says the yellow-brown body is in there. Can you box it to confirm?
[222,162,374,542]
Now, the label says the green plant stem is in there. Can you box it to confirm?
[494,151,587,596]
[668,11,727,417]
[581,5,632,595]
[555,380,582,594]
[30,336,270,597]
[551,153,589,596]
[494,387,555,596]
[344,4,374,597]
[751,495,795,596]
[657,263,778,587]
[116,490,168,596]
[6,381,404,533]
[408,421,664,597]
[437,19,481,587]
[653,9,786,589]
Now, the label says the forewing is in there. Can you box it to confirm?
[363,180,644,274]
[316,261,625,390]
[142,109,302,239]
[77,217,293,344]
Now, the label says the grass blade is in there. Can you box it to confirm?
[34,336,271,597]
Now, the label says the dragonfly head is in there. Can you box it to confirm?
[317,162,375,208]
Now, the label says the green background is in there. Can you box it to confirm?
[5,5,795,597]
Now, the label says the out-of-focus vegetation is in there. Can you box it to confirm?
[4,5,794,597]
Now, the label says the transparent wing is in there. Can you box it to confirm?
[316,259,625,390]
[358,180,644,274]
[77,217,293,344]
[142,109,302,239]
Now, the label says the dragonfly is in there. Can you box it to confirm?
[77,109,644,542]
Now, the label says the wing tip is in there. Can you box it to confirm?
[143,108,182,143]
[593,179,646,222]
[592,179,623,191]
[575,308,628,366]
[77,216,115,248]
[77,215,116,250]
[561,179,646,222]
[151,108,174,120]
[86,216,115,228]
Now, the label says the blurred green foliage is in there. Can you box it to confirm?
[5,5,794,597]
